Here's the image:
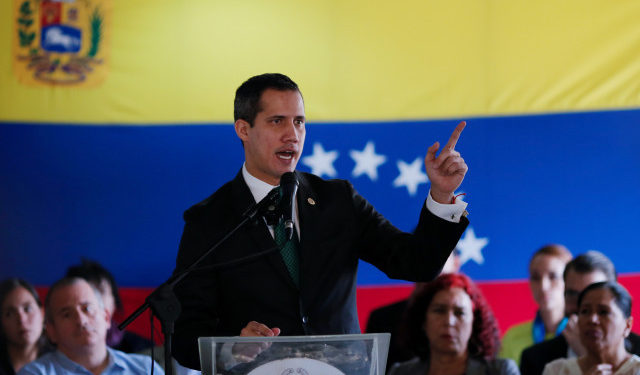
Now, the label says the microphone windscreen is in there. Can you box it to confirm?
[280,172,298,186]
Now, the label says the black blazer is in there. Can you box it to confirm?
[520,332,640,375]
[366,298,414,373]
[172,170,468,369]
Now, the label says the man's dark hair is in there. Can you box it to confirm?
[66,259,122,312]
[563,250,617,282]
[234,73,301,126]
[578,281,632,318]
[45,277,103,323]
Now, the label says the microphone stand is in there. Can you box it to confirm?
[118,188,281,375]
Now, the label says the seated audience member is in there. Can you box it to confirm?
[65,259,153,353]
[389,273,519,375]
[0,279,50,375]
[367,251,461,372]
[542,281,640,374]
[17,277,163,375]
[500,244,572,364]
[520,251,640,375]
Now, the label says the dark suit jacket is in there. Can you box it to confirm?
[172,170,468,369]
[519,332,640,375]
[365,298,414,373]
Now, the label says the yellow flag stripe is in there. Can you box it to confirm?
[1,0,639,124]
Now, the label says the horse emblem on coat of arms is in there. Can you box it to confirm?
[13,0,110,86]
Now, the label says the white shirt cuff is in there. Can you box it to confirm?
[425,190,468,223]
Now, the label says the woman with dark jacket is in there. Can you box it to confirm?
[390,273,519,375]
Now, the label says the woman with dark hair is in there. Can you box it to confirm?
[0,279,49,375]
[390,273,518,375]
[542,281,640,374]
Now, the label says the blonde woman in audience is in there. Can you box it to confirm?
[542,281,640,374]
[0,279,49,375]
[500,244,572,364]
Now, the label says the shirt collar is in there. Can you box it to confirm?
[242,163,278,204]
[53,349,117,373]
[107,347,128,371]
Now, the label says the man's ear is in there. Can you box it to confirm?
[625,316,634,337]
[104,307,111,330]
[234,119,251,143]
[45,320,58,344]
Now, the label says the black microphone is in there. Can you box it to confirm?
[279,172,299,241]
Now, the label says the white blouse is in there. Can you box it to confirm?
[542,355,640,375]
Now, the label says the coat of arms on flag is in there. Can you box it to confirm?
[13,0,110,87]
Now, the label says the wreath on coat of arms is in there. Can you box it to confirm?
[16,0,104,85]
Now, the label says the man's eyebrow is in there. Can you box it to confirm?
[57,306,72,315]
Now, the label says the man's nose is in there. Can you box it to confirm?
[282,121,298,142]
[73,310,88,326]
[541,277,551,291]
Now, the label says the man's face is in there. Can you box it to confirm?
[563,269,608,315]
[46,280,110,357]
[235,89,306,186]
[529,254,566,312]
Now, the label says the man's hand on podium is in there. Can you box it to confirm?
[232,321,281,362]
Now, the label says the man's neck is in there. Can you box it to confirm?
[540,306,565,333]
[242,163,278,204]
[243,163,280,186]
[62,345,110,375]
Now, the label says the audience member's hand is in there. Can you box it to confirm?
[232,321,281,362]
[562,314,586,356]
[583,363,612,375]
[425,121,468,204]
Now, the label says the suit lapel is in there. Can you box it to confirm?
[230,170,298,290]
[295,171,321,287]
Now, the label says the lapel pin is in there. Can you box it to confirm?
[307,197,316,206]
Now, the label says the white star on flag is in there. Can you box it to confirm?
[301,143,339,178]
[456,227,489,266]
[393,157,429,195]
[350,141,387,181]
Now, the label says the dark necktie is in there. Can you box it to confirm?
[270,187,300,287]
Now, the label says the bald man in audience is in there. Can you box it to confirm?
[17,277,163,375]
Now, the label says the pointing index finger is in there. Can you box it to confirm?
[444,121,466,151]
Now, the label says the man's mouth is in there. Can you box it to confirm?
[276,151,295,160]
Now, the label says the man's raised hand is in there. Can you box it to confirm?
[424,121,468,204]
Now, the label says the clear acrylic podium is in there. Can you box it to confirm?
[198,333,391,375]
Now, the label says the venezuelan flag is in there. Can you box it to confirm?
[2,0,640,339]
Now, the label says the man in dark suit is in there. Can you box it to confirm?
[171,73,470,370]
[519,251,640,375]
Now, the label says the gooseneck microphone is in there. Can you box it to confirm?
[279,172,299,241]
